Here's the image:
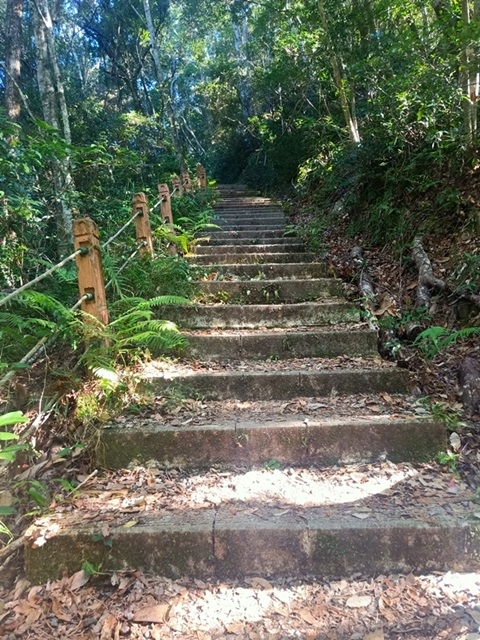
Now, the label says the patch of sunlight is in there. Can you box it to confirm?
[167,585,293,635]
[188,466,418,507]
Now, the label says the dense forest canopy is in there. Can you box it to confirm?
[0,0,479,279]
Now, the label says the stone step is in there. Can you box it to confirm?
[213,204,283,209]
[215,224,286,232]
[198,229,292,240]
[99,406,445,469]
[182,327,377,359]
[157,300,359,329]
[194,243,305,256]
[213,216,287,225]
[198,237,299,246]
[194,278,342,302]
[191,252,316,265]
[194,262,328,279]
[141,361,409,401]
[25,462,476,583]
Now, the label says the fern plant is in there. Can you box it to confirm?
[72,295,190,371]
[414,325,480,359]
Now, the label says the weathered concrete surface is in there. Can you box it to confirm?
[24,511,216,584]
[192,252,315,264]
[195,243,305,255]
[144,368,409,401]
[197,229,289,240]
[214,224,286,232]
[24,506,480,584]
[182,328,377,359]
[195,278,342,302]
[99,416,446,469]
[157,301,359,328]
[201,262,328,279]
[199,237,300,246]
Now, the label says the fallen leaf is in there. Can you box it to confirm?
[346,594,372,608]
[352,512,371,520]
[133,603,171,623]
[100,613,117,640]
[250,577,273,590]
[297,609,319,625]
[123,520,138,528]
[364,629,384,640]
[70,569,90,591]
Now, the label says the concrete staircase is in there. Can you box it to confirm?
[25,185,479,583]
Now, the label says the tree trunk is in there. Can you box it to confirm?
[231,0,253,119]
[142,0,185,171]
[5,0,23,121]
[33,0,74,255]
[460,0,479,146]
[318,0,360,144]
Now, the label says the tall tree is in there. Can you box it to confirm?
[33,0,74,254]
[5,0,23,120]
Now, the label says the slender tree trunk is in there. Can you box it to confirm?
[460,0,479,146]
[35,0,71,144]
[5,0,23,121]
[318,0,360,144]
[142,0,185,171]
[231,0,253,119]
[34,8,58,128]
[33,0,74,255]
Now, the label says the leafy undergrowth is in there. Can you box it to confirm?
[290,175,480,489]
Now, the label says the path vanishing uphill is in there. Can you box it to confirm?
[25,186,480,582]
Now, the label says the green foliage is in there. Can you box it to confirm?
[73,296,190,372]
[0,411,29,463]
[414,325,480,359]
[436,451,459,472]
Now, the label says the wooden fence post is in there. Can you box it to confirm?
[158,183,173,224]
[182,172,193,194]
[196,163,207,189]
[132,192,154,257]
[158,183,177,255]
[73,218,109,325]
[172,175,183,197]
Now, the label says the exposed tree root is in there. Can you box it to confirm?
[459,357,480,417]
[411,236,446,308]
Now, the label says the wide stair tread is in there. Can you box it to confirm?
[25,461,477,583]
[24,184,462,584]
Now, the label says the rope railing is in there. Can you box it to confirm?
[0,163,209,388]
[0,292,92,389]
[101,210,141,249]
[0,247,87,309]
[105,241,147,291]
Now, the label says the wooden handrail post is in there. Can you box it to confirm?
[73,218,109,325]
[158,183,173,224]
[132,192,154,257]
[182,172,193,194]
[158,183,177,255]
[172,175,183,197]
[196,163,207,189]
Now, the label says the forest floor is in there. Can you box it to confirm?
[1,192,480,639]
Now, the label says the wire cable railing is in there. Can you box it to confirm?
[105,241,147,291]
[0,166,208,390]
[0,247,87,309]
[101,210,142,250]
[0,292,92,389]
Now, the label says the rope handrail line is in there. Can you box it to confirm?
[101,210,141,249]
[0,248,86,309]
[105,242,147,291]
[149,198,163,212]
[170,187,178,198]
[0,293,92,389]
